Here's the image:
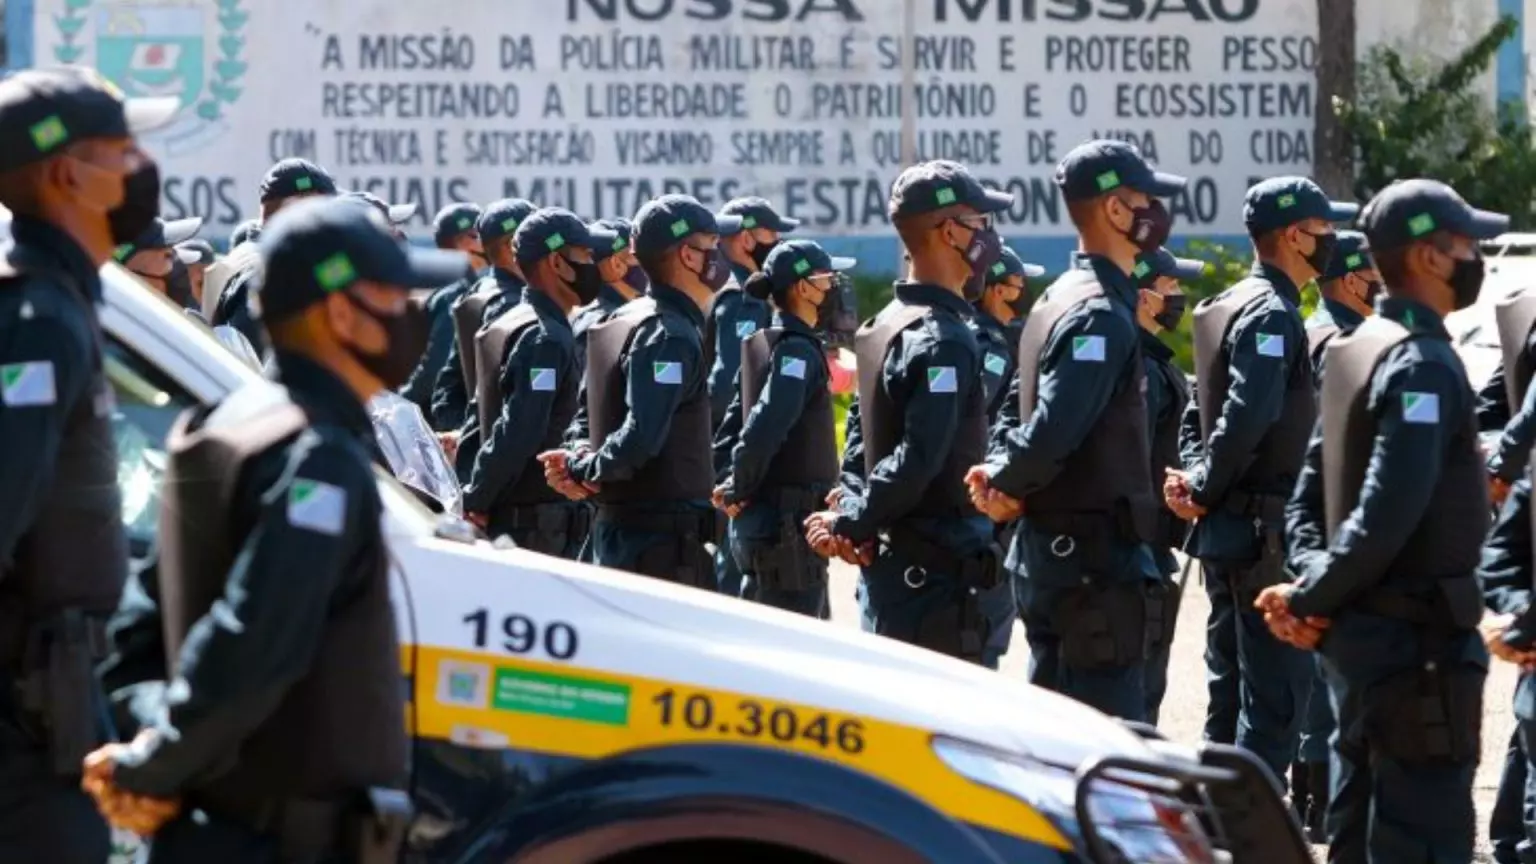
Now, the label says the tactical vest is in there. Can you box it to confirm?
[452,283,497,390]
[474,304,578,506]
[1321,317,1488,575]
[1148,352,1191,547]
[586,297,712,503]
[1014,271,1156,541]
[1307,325,1340,376]
[158,387,407,797]
[0,253,127,667]
[854,301,987,518]
[740,329,837,489]
[1496,289,1536,411]
[1192,279,1316,499]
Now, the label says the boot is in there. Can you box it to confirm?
[1289,762,1310,824]
[1304,761,1330,844]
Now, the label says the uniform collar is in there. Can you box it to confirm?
[893,281,974,318]
[1320,297,1366,330]
[1083,253,1140,312]
[523,285,573,333]
[1139,326,1175,360]
[730,264,755,287]
[597,283,630,312]
[774,309,817,337]
[493,267,523,292]
[9,215,104,305]
[269,350,375,442]
[651,282,706,330]
[1253,260,1303,307]
[1377,295,1449,339]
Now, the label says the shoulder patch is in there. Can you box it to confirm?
[927,366,958,393]
[984,352,1008,375]
[287,478,347,535]
[1071,335,1105,362]
[0,361,57,407]
[735,320,757,339]
[653,361,683,385]
[780,355,807,380]
[1401,391,1439,424]
[530,367,556,392]
[1255,332,1285,358]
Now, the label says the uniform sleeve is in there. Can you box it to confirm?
[570,322,701,485]
[100,548,168,732]
[0,314,91,571]
[837,393,866,498]
[707,292,743,424]
[725,339,820,504]
[1480,478,1535,635]
[834,328,978,542]
[1477,358,1511,432]
[399,288,455,411]
[112,436,376,796]
[1178,383,1204,470]
[464,333,569,512]
[564,381,592,449]
[711,368,745,484]
[1490,372,1536,482]
[1187,306,1304,506]
[1288,358,1464,618]
[1283,418,1328,576]
[984,308,1136,499]
[1143,357,1167,452]
[429,333,470,432]
[986,369,1022,458]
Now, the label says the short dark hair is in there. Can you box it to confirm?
[1253,228,1285,259]
[636,243,676,282]
[0,163,44,216]
[1373,245,1410,288]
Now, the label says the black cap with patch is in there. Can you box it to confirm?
[512,208,618,268]
[1055,140,1187,202]
[1242,176,1358,236]
[1131,249,1207,287]
[634,194,738,255]
[762,239,855,291]
[986,247,1047,284]
[889,160,1013,219]
[590,217,633,262]
[0,67,178,172]
[255,197,467,325]
[432,203,482,245]
[476,198,538,245]
[114,216,202,262]
[1321,231,1375,281]
[1359,178,1510,252]
[258,158,337,203]
[340,190,416,225]
[721,196,800,233]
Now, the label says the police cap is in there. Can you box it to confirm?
[1131,248,1207,287]
[1055,140,1187,202]
[1321,231,1375,281]
[763,239,855,292]
[513,208,618,269]
[590,217,633,262]
[889,160,1013,219]
[634,194,739,255]
[0,67,177,172]
[1359,178,1510,252]
[229,218,261,247]
[477,198,537,245]
[114,216,201,265]
[340,189,416,225]
[175,238,216,267]
[258,158,336,203]
[256,197,466,324]
[1243,177,1357,236]
[987,246,1047,285]
[721,196,800,233]
[432,203,482,245]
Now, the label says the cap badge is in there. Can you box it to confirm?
[669,218,690,238]
[314,253,357,292]
[1408,213,1436,237]
[29,115,68,152]
[1095,170,1120,191]
[934,187,957,206]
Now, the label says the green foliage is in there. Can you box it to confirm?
[1337,14,1535,224]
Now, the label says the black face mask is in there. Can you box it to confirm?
[164,257,196,309]
[749,239,777,271]
[960,226,1003,301]
[1302,230,1338,277]
[1153,292,1188,331]
[109,161,162,245]
[1006,285,1033,319]
[621,265,649,294]
[690,246,730,293]
[1123,199,1172,252]
[1449,253,1485,310]
[343,296,429,389]
[1357,277,1384,308]
[570,260,604,305]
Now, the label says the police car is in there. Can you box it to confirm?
[99,263,1308,863]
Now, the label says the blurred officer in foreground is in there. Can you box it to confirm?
[802,161,1006,665]
[0,64,173,864]
[1132,248,1203,725]
[82,197,452,861]
[116,216,201,303]
[708,197,796,429]
[401,203,484,421]
[431,198,533,436]
[966,141,1178,718]
[1170,177,1355,770]
[1270,179,1506,862]
[1307,231,1379,374]
[463,210,611,557]
[1482,283,1536,510]
[713,241,853,616]
[540,195,737,586]
[175,239,216,312]
[213,158,337,349]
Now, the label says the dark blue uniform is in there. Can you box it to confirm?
[715,312,831,617]
[429,267,522,433]
[400,273,474,422]
[968,307,1021,667]
[707,267,771,428]
[1140,327,1183,723]
[1481,476,1536,864]
[1287,298,1487,862]
[986,257,1158,719]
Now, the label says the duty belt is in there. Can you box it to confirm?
[596,505,714,538]
[881,530,1000,592]
[1026,511,1127,575]
[765,485,830,513]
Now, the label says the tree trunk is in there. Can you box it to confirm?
[1314,0,1357,198]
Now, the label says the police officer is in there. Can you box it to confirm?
[339,189,416,240]
[400,203,484,422]
[1268,178,1506,861]
[115,215,201,298]
[1131,247,1204,725]
[430,198,534,436]
[570,217,644,380]
[708,197,798,429]
[713,240,853,617]
[212,158,337,348]
[964,142,1178,717]
[1169,177,1354,770]
[971,246,1044,424]
[1481,284,1536,508]
[0,64,173,864]
[462,209,612,557]
[539,195,736,587]
[175,238,216,313]
[82,197,451,861]
[801,160,1006,665]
